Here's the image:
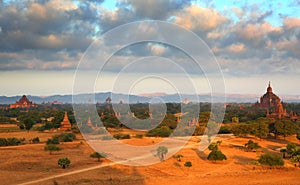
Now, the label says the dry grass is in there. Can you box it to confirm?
[0,130,299,185]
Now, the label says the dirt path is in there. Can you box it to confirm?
[18,162,117,185]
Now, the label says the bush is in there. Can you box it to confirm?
[31,137,40,143]
[245,140,261,152]
[146,126,172,137]
[134,134,144,138]
[113,134,130,140]
[258,153,284,166]
[58,157,71,169]
[207,150,227,161]
[0,138,8,146]
[7,137,24,146]
[184,161,192,167]
[61,133,76,142]
[218,126,231,134]
[46,136,60,145]
[44,144,61,154]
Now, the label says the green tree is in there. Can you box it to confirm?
[90,152,106,162]
[23,118,34,132]
[286,142,297,157]
[58,157,71,169]
[175,154,183,162]
[250,121,269,140]
[258,153,284,166]
[290,155,300,167]
[245,140,261,152]
[280,148,287,158]
[274,120,296,140]
[44,144,61,154]
[207,150,227,161]
[156,146,168,161]
[184,161,192,167]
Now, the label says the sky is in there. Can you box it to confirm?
[0,0,299,96]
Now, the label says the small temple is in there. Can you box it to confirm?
[254,82,299,120]
[10,95,37,109]
[60,112,72,131]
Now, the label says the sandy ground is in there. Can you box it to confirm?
[0,130,300,185]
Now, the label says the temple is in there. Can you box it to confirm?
[254,82,298,120]
[10,95,37,109]
[60,112,72,131]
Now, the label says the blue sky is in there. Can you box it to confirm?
[0,0,299,96]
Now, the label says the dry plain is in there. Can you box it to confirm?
[0,128,300,185]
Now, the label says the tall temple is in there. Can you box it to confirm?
[254,82,298,120]
[10,95,37,109]
[60,112,72,131]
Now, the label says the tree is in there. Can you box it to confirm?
[175,154,183,162]
[286,142,297,157]
[23,118,34,132]
[274,120,296,140]
[184,161,192,167]
[207,150,227,161]
[156,146,168,161]
[90,152,106,162]
[297,133,300,141]
[280,148,287,158]
[44,144,61,154]
[250,121,269,140]
[245,140,261,152]
[258,153,284,166]
[207,142,227,161]
[290,155,300,167]
[58,157,71,169]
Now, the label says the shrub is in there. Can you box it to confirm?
[113,134,130,140]
[184,161,192,167]
[134,134,144,138]
[46,136,60,145]
[258,153,284,166]
[58,157,71,169]
[0,138,8,146]
[7,137,24,146]
[146,126,172,137]
[245,140,261,152]
[61,133,76,142]
[44,144,61,154]
[90,152,107,162]
[207,150,227,161]
[30,137,40,143]
[218,126,231,134]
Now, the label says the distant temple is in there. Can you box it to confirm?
[10,95,37,109]
[60,112,72,131]
[254,82,298,120]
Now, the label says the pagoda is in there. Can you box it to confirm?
[60,112,72,131]
[10,95,37,108]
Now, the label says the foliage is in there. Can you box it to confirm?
[258,153,284,166]
[184,161,192,167]
[245,140,261,152]
[156,146,168,161]
[250,120,269,139]
[46,136,60,145]
[30,137,40,143]
[113,134,130,140]
[207,150,227,161]
[218,126,231,134]
[230,123,251,137]
[290,155,300,167]
[274,120,297,139]
[0,137,24,146]
[146,126,172,137]
[90,152,106,162]
[44,144,61,154]
[134,134,144,138]
[60,133,76,142]
[297,133,300,141]
[58,157,71,169]
[175,154,183,161]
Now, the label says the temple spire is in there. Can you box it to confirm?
[267,81,272,93]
